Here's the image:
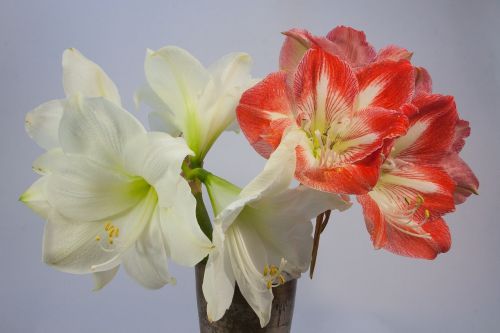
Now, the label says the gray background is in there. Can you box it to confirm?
[1,0,499,332]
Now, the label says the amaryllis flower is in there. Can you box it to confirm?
[237,47,411,194]
[21,95,212,289]
[137,46,255,165]
[357,94,468,259]
[201,132,351,327]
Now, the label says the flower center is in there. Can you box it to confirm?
[262,258,287,289]
[301,117,351,168]
[95,221,121,252]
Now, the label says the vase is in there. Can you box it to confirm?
[195,262,297,333]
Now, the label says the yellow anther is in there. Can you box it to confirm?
[263,265,269,276]
[105,222,112,231]
[270,266,278,276]
[417,194,425,204]
[279,274,286,285]
[266,280,272,289]
[95,236,101,241]
[425,209,430,219]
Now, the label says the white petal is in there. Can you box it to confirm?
[144,46,209,148]
[240,129,302,198]
[62,48,121,105]
[134,85,181,136]
[20,176,51,220]
[43,210,121,274]
[226,225,273,327]
[25,100,65,150]
[46,155,148,222]
[43,188,158,274]
[59,95,145,166]
[203,225,235,322]
[122,207,175,289]
[93,266,119,291]
[32,148,64,175]
[122,132,192,186]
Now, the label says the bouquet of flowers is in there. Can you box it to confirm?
[20,26,478,329]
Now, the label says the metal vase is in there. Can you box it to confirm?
[195,262,297,333]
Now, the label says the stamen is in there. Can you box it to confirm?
[95,221,120,252]
[262,259,288,289]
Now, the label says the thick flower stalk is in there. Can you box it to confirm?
[137,46,256,165]
[200,133,351,326]
[237,47,411,194]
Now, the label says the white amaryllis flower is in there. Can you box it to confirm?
[137,46,255,164]
[201,132,352,327]
[25,48,121,150]
[20,94,212,290]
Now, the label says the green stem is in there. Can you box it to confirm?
[194,189,213,241]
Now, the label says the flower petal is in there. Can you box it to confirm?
[122,207,175,289]
[134,85,181,136]
[144,46,209,150]
[325,26,376,68]
[203,226,236,322]
[43,187,158,274]
[46,155,148,222]
[237,71,294,158]
[20,176,51,220]
[441,154,479,204]
[25,100,65,150]
[355,60,415,110]
[279,29,315,73]
[294,48,358,129]
[93,266,119,291]
[375,45,413,62]
[59,95,146,166]
[392,94,458,164]
[62,48,121,105]
[332,106,409,164]
[358,194,451,259]
[414,67,432,99]
[295,146,383,194]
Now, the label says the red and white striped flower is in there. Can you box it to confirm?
[357,94,473,259]
[237,47,412,194]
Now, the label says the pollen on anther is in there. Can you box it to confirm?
[95,236,101,241]
[425,209,431,219]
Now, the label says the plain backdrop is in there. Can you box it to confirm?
[1,0,499,332]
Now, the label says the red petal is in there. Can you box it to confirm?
[451,119,471,153]
[325,26,376,68]
[393,94,458,164]
[358,183,453,259]
[441,153,479,204]
[356,60,415,110]
[236,72,294,158]
[293,48,358,126]
[295,147,383,194]
[334,107,409,164]
[279,29,314,74]
[414,67,433,98]
[376,45,413,62]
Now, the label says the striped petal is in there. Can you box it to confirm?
[392,94,458,164]
[295,147,383,194]
[293,48,358,130]
[355,60,415,110]
[441,154,479,204]
[358,194,451,259]
[414,67,432,99]
[236,72,294,158]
